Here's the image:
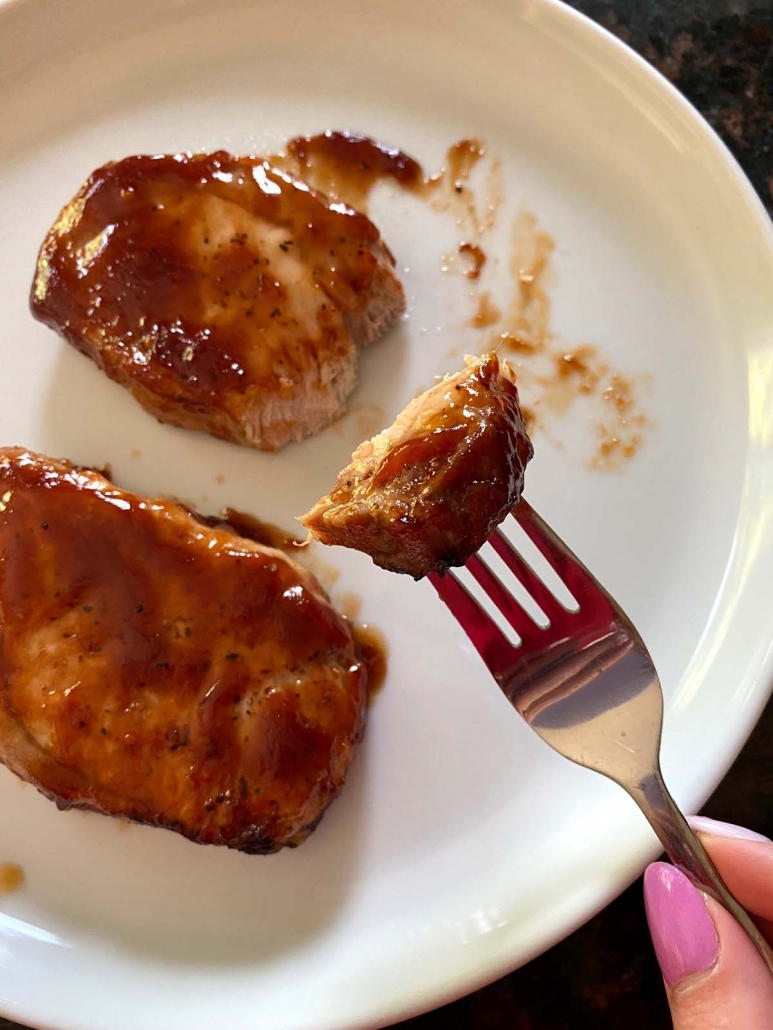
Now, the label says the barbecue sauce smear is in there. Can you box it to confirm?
[0,864,24,897]
[277,130,648,468]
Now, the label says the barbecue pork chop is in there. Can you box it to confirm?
[30,152,405,450]
[300,353,533,578]
[0,449,367,852]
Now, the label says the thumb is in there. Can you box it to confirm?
[644,861,773,1029]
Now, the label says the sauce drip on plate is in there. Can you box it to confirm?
[0,864,24,896]
[217,508,308,552]
[352,624,389,703]
[277,131,648,468]
[285,131,423,210]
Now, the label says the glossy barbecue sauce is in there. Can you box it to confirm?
[212,510,388,700]
[206,507,308,552]
[190,505,390,698]
[303,354,533,578]
[31,151,387,409]
[372,354,530,494]
[285,131,423,209]
[0,452,369,848]
[352,624,389,704]
[282,132,485,213]
[459,242,486,280]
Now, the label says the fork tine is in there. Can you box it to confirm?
[512,500,596,605]
[488,526,569,618]
[465,553,542,646]
[429,570,515,672]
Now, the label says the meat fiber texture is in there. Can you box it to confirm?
[301,353,533,578]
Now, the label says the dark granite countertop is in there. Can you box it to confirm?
[1,4,771,1030]
[575,0,773,215]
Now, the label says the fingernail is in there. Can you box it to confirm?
[688,815,771,843]
[644,862,719,988]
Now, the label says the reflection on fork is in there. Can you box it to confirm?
[429,499,773,974]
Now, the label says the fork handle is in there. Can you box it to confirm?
[629,768,773,976]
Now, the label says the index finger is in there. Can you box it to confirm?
[690,817,773,936]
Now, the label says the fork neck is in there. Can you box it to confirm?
[628,769,711,880]
[626,767,773,975]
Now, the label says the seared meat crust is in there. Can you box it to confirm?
[300,353,533,578]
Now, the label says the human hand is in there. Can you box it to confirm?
[644,817,773,1029]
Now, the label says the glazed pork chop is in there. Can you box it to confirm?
[0,449,367,852]
[30,152,405,450]
[300,353,533,578]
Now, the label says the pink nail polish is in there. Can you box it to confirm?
[688,815,771,843]
[644,862,719,987]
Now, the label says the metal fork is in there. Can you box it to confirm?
[429,498,773,972]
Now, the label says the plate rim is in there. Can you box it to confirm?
[0,0,772,1028]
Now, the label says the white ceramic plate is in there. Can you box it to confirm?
[1,0,773,1027]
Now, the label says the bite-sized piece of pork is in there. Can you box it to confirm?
[30,152,405,450]
[0,449,368,853]
[300,353,533,578]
